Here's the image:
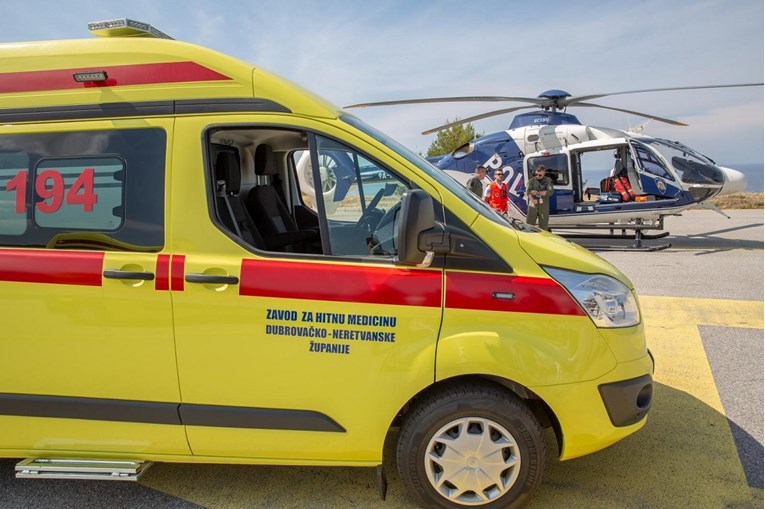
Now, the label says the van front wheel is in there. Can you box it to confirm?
[397,383,545,509]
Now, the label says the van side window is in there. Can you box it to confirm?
[208,128,409,259]
[0,128,166,251]
[294,135,408,257]
[32,156,125,231]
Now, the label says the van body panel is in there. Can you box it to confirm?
[0,38,254,109]
[174,259,441,460]
[0,250,177,401]
[532,354,654,459]
[437,308,617,387]
[0,117,187,455]
[0,38,338,123]
[466,218,549,277]
[517,229,634,288]
[168,116,442,460]
[0,417,192,455]
[597,320,648,363]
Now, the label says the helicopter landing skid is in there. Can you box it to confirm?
[553,220,672,251]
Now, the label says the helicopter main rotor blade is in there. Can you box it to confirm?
[343,96,544,109]
[421,106,536,135]
[575,102,688,126]
[565,82,763,106]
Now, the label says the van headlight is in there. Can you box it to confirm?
[544,267,640,328]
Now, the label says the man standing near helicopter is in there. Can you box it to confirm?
[484,168,509,214]
[526,165,554,230]
[467,164,488,197]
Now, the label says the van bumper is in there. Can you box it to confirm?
[532,353,654,460]
[598,373,653,427]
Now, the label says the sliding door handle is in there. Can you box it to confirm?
[103,270,155,281]
[185,273,239,285]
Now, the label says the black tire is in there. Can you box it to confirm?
[397,381,545,509]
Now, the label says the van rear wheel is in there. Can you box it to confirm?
[397,382,545,509]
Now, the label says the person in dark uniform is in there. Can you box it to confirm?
[466,164,487,197]
[526,165,554,230]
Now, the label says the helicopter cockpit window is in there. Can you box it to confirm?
[526,154,568,185]
[642,138,724,186]
[631,142,674,181]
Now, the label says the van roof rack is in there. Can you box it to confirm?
[87,19,173,40]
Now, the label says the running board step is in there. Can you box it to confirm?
[15,458,153,481]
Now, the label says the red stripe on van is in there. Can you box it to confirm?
[155,254,170,291]
[170,255,185,291]
[0,62,231,94]
[0,249,103,286]
[239,259,441,307]
[445,272,584,316]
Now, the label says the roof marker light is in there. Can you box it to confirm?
[73,71,108,83]
[88,19,174,40]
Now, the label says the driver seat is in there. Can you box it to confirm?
[247,144,320,253]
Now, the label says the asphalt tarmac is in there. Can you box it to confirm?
[1,210,762,508]
[568,209,764,301]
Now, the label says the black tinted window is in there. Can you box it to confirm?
[0,129,165,251]
[527,154,568,185]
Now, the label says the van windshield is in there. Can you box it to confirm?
[341,114,517,228]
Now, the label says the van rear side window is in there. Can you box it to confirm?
[31,156,125,231]
[0,128,166,251]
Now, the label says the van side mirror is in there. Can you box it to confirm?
[397,189,450,267]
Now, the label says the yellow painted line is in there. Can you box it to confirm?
[141,296,763,508]
[640,295,762,412]
[641,295,763,329]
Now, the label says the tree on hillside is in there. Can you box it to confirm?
[426,119,483,157]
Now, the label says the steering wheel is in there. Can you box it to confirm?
[356,188,386,232]
[367,201,402,255]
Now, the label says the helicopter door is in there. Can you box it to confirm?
[629,141,681,198]
[524,152,573,213]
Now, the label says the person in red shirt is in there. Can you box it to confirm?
[484,169,509,214]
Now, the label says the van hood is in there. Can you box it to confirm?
[518,231,634,289]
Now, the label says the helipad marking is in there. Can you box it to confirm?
[536,296,763,508]
[140,296,764,508]
[641,295,762,410]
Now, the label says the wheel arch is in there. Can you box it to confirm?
[392,374,551,507]
[388,374,562,458]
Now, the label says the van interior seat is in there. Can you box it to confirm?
[247,144,320,253]
[214,151,266,249]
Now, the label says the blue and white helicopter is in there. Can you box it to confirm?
[345,84,761,245]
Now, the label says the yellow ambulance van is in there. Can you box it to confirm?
[0,19,653,508]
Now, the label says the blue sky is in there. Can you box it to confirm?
[2,0,763,164]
